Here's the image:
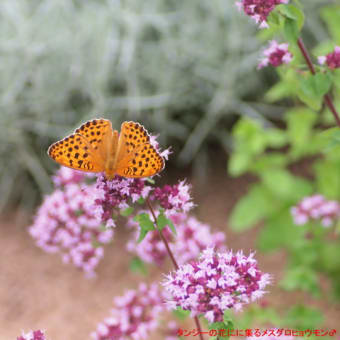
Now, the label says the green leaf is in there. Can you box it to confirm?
[250,153,287,174]
[289,240,319,267]
[315,73,332,96]
[157,211,177,235]
[314,159,340,199]
[278,4,305,30]
[280,267,320,297]
[173,307,190,320]
[297,88,322,110]
[265,79,295,102]
[137,197,145,204]
[267,10,282,28]
[134,213,155,243]
[208,321,233,340]
[229,119,288,177]
[300,73,332,99]
[265,129,287,148]
[283,17,299,42]
[120,206,134,217]
[258,210,305,252]
[129,257,148,275]
[260,168,312,200]
[278,4,305,42]
[313,127,340,152]
[319,243,340,273]
[286,108,317,156]
[232,119,267,155]
[284,305,323,329]
[230,306,280,329]
[333,68,340,90]
[228,152,252,177]
[315,125,340,158]
[320,5,340,42]
[229,184,279,231]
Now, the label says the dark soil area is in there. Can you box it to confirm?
[1,164,340,339]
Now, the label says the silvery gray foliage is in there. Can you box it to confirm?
[0,0,330,210]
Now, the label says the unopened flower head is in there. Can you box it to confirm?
[318,46,340,69]
[29,183,113,277]
[291,194,340,227]
[163,248,271,324]
[236,0,289,28]
[150,180,194,217]
[94,174,152,227]
[258,40,293,69]
[91,283,163,340]
[17,330,46,340]
[127,212,225,265]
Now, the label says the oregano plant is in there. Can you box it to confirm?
[230,0,340,308]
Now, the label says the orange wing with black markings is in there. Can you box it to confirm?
[74,119,113,161]
[115,121,164,178]
[48,119,164,178]
[48,132,104,172]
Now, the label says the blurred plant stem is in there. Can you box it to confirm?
[146,197,205,340]
[297,37,340,127]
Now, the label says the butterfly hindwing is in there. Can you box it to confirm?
[48,133,104,172]
[115,121,164,178]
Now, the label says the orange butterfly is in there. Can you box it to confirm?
[48,119,165,179]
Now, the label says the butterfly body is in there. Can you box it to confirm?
[48,119,164,179]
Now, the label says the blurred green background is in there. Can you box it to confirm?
[0,0,334,212]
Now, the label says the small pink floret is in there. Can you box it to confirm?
[258,40,293,69]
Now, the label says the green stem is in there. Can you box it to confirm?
[146,198,205,340]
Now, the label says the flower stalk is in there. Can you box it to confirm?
[297,38,340,128]
[145,197,205,340]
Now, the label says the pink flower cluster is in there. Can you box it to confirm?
[236,0,289,28]
[17,330,46,340]
[258,40,293,69]
[291,194,340,227]
[127,213,225,265]
[318,46,340,69]
[150,181,194,217]
[52,166,88,187]
[163,248,271,323]
[94,176,194,227]
[93,174,152,227]
[29,171,113,277]
[91,283,163,340]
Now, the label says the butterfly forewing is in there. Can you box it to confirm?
[116,122,150,163]
[48,133,105,172]
[74,118,113,161]
[115,121,164,178]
